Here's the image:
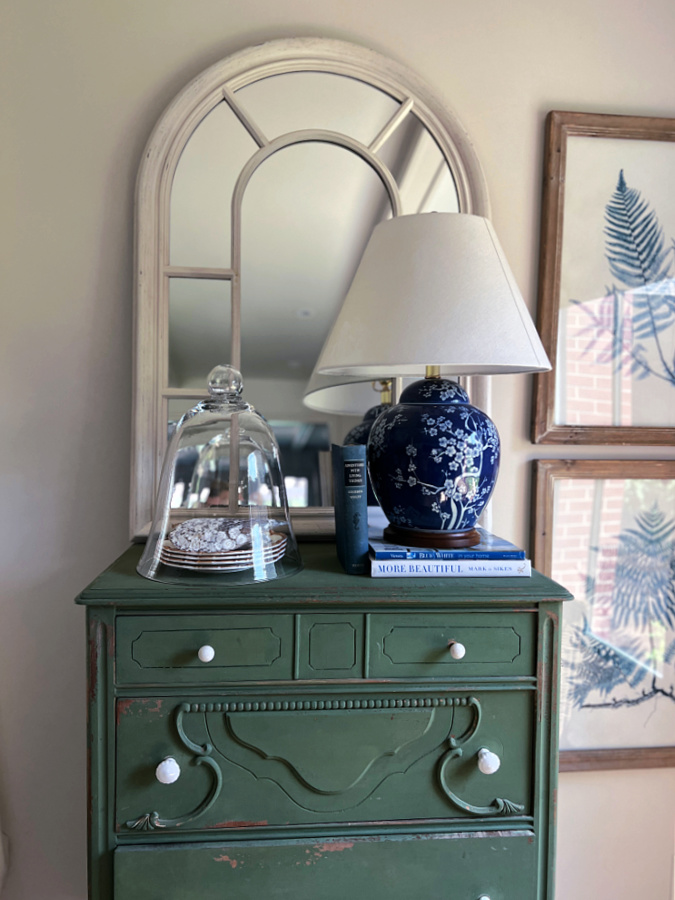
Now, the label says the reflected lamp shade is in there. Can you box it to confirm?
[316,213,551,548]
[302,371,392,416]
[303,372,395,506]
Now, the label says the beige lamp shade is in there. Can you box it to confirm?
[316,213,551,378]
[303,372,390,414]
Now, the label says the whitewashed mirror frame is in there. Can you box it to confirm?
[131,37,490,540]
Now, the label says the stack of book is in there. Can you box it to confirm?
[368,528,531,578]
[330,447,531,579]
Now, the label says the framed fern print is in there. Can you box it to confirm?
[533,459,675,771]
[533,111,675,443]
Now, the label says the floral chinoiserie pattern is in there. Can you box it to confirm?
[367,379,499,534]
[343,404,390,446]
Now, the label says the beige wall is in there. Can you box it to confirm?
[2,0,675,897]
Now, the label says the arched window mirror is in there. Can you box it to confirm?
[131,37,490,539]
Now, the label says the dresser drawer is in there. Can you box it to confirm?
[115,829,538,900]
[116,611,536,684]
[368,611,536,678]
[116,688,534,834]
[116,614,294,684]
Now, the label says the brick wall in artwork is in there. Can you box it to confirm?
[551,477,626,638]
[561,293,633,427]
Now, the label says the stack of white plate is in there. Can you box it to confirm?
[160,533,287,572]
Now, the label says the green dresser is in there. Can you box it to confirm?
[76,543,571,900]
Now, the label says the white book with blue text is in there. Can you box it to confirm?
[370,557,531,578]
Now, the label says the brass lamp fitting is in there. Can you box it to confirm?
[373,379,393,404]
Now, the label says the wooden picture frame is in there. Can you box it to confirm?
[532,458,675,771]
[532,110,675,444]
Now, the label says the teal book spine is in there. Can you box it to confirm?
[332,444,368,574]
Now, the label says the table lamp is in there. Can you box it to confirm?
[315,212,551,548]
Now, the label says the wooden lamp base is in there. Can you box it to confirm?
[383,524,481,549]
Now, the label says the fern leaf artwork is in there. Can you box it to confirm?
[566,618,649,709]
[611,506,675,631]
[604,170,672,288]
[563,503,675,715]
[604,172,675,381]
[569,170,675,393]
[665,638,675,666]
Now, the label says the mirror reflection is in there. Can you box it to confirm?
[240,142,391,383]
[167,396,330,510]
[167,70,460,507]
[169,279,232,387]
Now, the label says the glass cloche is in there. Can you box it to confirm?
[138,365,303,584]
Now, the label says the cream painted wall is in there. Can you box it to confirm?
[2,1,675,897]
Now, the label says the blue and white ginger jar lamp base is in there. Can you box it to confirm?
[366,378,500,548]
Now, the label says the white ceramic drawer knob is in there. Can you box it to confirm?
[447,640,466,660]
[198,644,216,663]
[478,896,491,900]
[477,748,501,775]
[155,757,181,784]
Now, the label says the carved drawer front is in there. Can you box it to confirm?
[116,615,294,685]
[296,614,364,679]
[116,688,534,835]
[368,611,536,679]
[114,829,538,900]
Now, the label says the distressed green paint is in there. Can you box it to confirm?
[86,609,116,900]
[369,611,537,677]
[115,689,535,828]
[114,831,540,900]
[297,613,364,678]
[76,543,570,608]
[534,603,564,900]
[116,613,294,684]
[78,542,571,899]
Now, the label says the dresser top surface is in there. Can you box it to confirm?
[76,542,572,608]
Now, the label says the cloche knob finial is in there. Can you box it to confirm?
[207,364,243,399]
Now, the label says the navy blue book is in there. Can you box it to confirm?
[369,527,526,560]
[332,444,369,575]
